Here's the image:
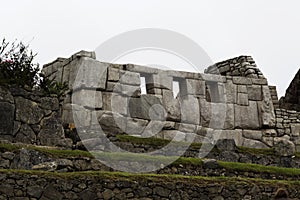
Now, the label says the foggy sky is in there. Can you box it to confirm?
[1,0,299,97]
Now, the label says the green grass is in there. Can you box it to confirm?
[116,134,203,150]
[2,140,300,179]
[236,146,275,156]
[218,161,300,177]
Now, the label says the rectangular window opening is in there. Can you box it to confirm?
[172,80,180,98]
[140,76,147,94]
[205,81,219,103]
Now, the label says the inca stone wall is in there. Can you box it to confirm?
[41,51,300,152]
[0,170,298,200]
[0,86,72,148]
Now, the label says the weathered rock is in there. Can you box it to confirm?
[186,79,205,95]
[180,96,200,125]
[32,161,57,171]
[199,99,211,127]
[102,93,128,115]
[247,85,262,101]
[237,93,249,106]
[72,58,107,90]
[72,89,102,109]
[162,90,180,121]
[242,130,262,141]
[38,112,65,146]
[274,137,295,156]
[39,97,59,111]
[14,124,36,144]
[224,80,237,104]
[126,118,148,135]
[0,86,14,104]
[160,130,186,142]
[235,101,260,129]
[108,67,120,81]
[15,97,44,124]
[120,71,140,86]
[98,111,126,136]
[129,95,164,120]
[11,148,52,170]
[0,102,15,136]
[258,86,276,128]
[215,139,236,151]
[242,138,269,149]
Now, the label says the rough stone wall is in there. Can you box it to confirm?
[41,50,300,152]
[0,171,298,199]
[279,68,300,111]
[0,86,72,148]
[205,55,265,79]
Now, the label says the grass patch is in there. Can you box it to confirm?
[236,146,275,156]
[218,161,300,177]
[116,134,203,149]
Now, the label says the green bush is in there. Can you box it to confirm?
[38,75,69,98]
[0,38,68,97]
[0,39,40,88]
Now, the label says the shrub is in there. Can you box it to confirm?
[0,38,68,97]
[0,39,40,88]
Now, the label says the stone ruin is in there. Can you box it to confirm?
[37,50,300,155]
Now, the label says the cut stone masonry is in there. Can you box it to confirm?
[39,51,300,153]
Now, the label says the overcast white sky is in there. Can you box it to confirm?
[1,0,299,96]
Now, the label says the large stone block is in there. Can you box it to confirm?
[0,102,15,136]
[199,99,211,127]
[102,93,128,115]
[242,138,269,149]
[237,93,249,106]
[124,63,159,74]
[14,124,36,144]
[148,73,172,90]
[235,101,260,129]
[180,96,200,125]
[247,85,262,101]
[224,80,237,104]
[142,120,165,138]
[232,77,252,85]
[242,130,262,140]
[120,71,140,86]
[39,97,59,111]
[257,86,276,128]
[160,130,186,142]
[108,67,120,82]
[112,83,141,97]
[175,123,196,133]
[72,104,92,127]
[71,58,107,90]
[224,104,234,129]
[15,97,44,125]
[209,103,227,129]
[126,117,149,136]
[162,90,180,121]
[72,89,102,109]
[213,130,243,146]
[97,111,127,136]
[129,95,165,120]
[38,112,65,146]
[186,79,205,96]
